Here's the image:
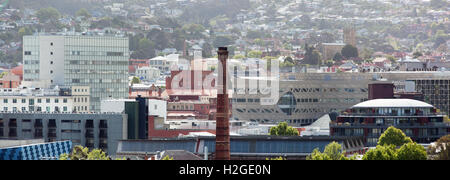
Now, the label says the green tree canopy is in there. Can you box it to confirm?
[131,76,141,84]
[413,51,423,59]
[247,50,262,59]
[341,44,359,59]
[333,52,343,61]
[269,122,299,136]
[59,145,111,160]
[363,126,427,160]
[233,54,245,59]
[76,8,91,19]
[303,44,321,65]
[307,142,356,160]
[162,155,174,160]
[36,7,61,23]
[213,36,233,48]
[18,27,33,38]
[362,145,398,160]
[396,142,427,160]
[378,126,413,147]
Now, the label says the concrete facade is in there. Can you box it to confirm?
[0,112,127,156]
[232,72,450,126]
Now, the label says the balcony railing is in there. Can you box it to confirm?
[330,122,450,127]
[339,112,445,117]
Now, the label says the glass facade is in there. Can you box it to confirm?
[64,36,129,111]
[23,36,40,81]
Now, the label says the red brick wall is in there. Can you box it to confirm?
[194,104,210,115]
[368,83,394,100]
[0,80,20,88]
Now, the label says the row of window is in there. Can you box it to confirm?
[3,106,69,112]
[74,97,88,103]
[71,78,126,84]
[233,98,366,104]
[248,119,314,124]
[1,98,68,104]
[235,108,323,114]
[69,51,125,57]
[68,60,128,65]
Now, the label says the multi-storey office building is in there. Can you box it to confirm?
[330,99,449,146]
[410,78,450,116]
[23,34,129,112]
[0,112,128,156]
[232,72,450,126]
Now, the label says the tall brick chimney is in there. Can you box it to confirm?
[215,47,230,160]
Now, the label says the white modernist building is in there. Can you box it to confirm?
[0,87,75,113]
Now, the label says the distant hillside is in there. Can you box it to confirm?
[8,0,104,15]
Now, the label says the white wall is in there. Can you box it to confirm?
[0,96,74,112]
[38,36,65,85]
[100,99,136,113]
[148,99,167,122]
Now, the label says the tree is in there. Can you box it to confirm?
[202,42,213,58]
[333,52,343,61]
[213,36,233,48]
[269,122,299,136]
[162,155,174,160]
[303,44,321,65]
[59,145,111,160]
[36,7,61,23]
[87,149,109,160]
[378,126,413,147]
[341,44,358,59]
[247,50,262,58]
[266,156,286,160]
[397,142,427,160]
[131,76,141,85]
[413,51,423,59]
[307,142,355,160]
[360,48,374,60]
[76,8,91,19]
[232,54,245,59]
[428,135,450,160]
[131,37,156,59]
[182,24,205,39]
[362,145,398,160]
[18,27,33,38]
[386,55,397,64]
[0,72,8,78]
[363,127,428,160]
